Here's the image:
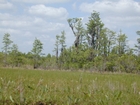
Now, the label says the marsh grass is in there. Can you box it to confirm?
[0,68,140,105]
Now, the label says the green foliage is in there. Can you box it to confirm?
[86,11,104,50]
[67,18,85,48]
[9,44,19,67]
[93,56,105,72]
[119,55,138,73]
[54,35,60,65]
[135,31,140,56]
[0,11,139,73]
[0,52,4,67]
[2,33,13,66]
[31,38,43,56]
[59,30,66,49]
[106,62,115,72]
[2,33,13,53]
[116,31,128,55]
[31,38,43,69]
[136,31,140,35]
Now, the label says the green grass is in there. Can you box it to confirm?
[0,68,140,105]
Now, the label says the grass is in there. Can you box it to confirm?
[0,68,140,105]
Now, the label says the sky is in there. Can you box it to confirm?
[0,0,140,55]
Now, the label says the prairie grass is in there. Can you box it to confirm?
[0,68,140,105]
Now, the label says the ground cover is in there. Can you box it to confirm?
[0,68,139,105]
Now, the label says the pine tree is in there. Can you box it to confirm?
[31,38,43,69]
[2,33,13,66]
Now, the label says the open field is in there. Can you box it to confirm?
[0,68,140,105]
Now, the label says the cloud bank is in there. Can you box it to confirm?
[28,5,68,19]
[80,0,140,28]
[12,0,70,4]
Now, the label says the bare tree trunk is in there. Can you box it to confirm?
[74,35,80,48]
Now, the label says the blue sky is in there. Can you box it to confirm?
[0,0,140,55]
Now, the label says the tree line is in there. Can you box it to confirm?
[0,11,140,73]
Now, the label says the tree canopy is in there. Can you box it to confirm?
[0,11,140,73]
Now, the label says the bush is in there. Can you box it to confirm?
[106,62,115,72]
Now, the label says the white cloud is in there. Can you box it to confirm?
[0,11,69,53]
[0,23,21,34]
[0,0,6,3]
[80,0,140,29]
[0,0,14,9]
[129,40,136,47]
[0,13,11,20]
[80,0,140,15]
[0,13,66,31]
[12,0,69,4]
[24,31,33,37]
[28,5,68,20]
[72,2,77,10]
[1,20,31,28]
